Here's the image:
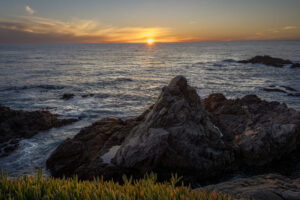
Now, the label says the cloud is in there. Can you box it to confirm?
[283,26,297,30]
[25,6,35,15]
[0,16,189,43]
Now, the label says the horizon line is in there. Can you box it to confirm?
[1,39,300,45]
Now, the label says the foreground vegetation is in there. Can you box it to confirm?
[0,171,239,200]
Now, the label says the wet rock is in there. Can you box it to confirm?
[0,106,78,157]
[204,93,300,167]
[47,76,236,183]
[199,174,300,200]
[61,93,75,100]
[238,55,293,67]
[280,86,297,92]
[291,63,300,68]
[262,88,287,93]
[288,93,300,97]
[81,94,94,98]
[222,59,236,63]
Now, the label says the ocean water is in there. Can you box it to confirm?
[0,41,299,177]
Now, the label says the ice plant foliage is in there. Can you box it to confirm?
[0,170,240,200]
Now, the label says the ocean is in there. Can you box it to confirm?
[0,41,299,176]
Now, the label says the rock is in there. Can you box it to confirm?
[47,76,300,184]
[61,93,75,100]
[280,86,297,92]
[204,93,300,167]
[199,174,300,200]
[0,106,78,157]
[222,59,236,63]
[262,88,287,93]
[238,55,293,67]
[47,76,236,183]
[81,94,94,98]
[46,117,142,179]
[288,93,300,97]
[291,63,300,68]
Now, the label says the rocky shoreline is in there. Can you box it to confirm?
[0,106,78,157]
[45,76,300,194]
[1,75,299,200]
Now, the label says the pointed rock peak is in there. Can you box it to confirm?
[168,75,187,90]
[113,76,229,172]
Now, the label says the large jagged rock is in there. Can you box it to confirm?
[0,106,78,157]
[199,174,300,200]
[47,76,300,184]
[113,76,235,180]
[204,94,300,167]
[47,76,236,183]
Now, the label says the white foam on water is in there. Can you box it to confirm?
[0,119,91,177]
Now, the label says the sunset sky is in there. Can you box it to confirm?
[0,0,299,43]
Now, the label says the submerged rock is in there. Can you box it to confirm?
[280,85,297,92]
[291,63,300,68]
[238,55,293,67]
[0,106,78,157]
[47,76,235,183]
[262,87,287,93]
[204,93,300,167]
[200,174,300,200]
[61,93,75,100]
[288,93,300,97]
[81,94,94,98]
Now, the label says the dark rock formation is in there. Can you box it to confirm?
[288,93,300,97]
[47,76,236,183]
[61,93,75,100]
[280,86,297,92]
[263,85,299,97]
[81,94,94,98]
[199,174,300,200]
[291,63,300,68]
[0,106,78,157]
[262,88,287,93]
[47,76,300,185]
[238,55,293,67]
[204,93,300,167]
[113,76,235,181]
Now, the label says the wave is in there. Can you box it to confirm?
[0,85,65,92]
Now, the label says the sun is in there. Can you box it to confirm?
[147,39,154,45]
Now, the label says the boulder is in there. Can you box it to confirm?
[238,55,293,67]
[81,94,94,98]
[204,93,300,167]
[47,76,236,183]
[291,63,300,68]
[199,174,300,200]
[0,106,78,157]
[288,93,300,97]
[61,93,75,100]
